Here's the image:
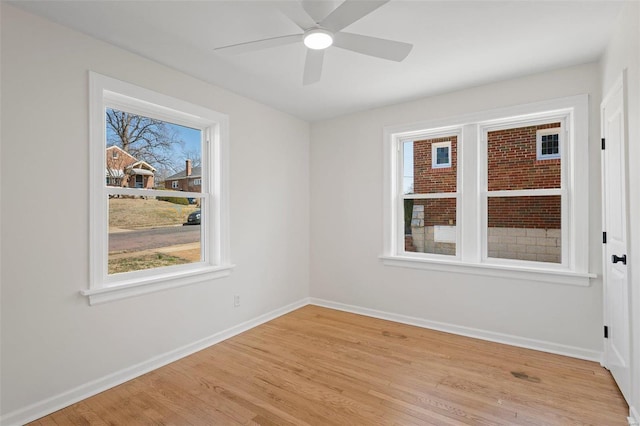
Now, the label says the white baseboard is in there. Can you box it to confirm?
[629,406,640,425]
[0,297,310,426]
[309,298,602,362]
[1,296,606,425]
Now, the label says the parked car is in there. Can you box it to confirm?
[185,210,201,225]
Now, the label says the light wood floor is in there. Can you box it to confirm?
[31,305,628,425]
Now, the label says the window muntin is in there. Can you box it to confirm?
[87,72,231,303]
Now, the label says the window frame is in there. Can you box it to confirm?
[536,127,562,160]
[382,95,594,286]
[171,181,179,189]
[83,72,233,305]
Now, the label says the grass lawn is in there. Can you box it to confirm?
[109,253,189,274]
[109,197,199,229]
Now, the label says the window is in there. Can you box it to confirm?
[193,179,202,186]
[112,150,118,159]
[484,121,563,265]
[536,128,561,160]
[431,141,452,168]
[171,181,179,189]
[402,132,459,257]
[84,73,232,305]
[382,95,593,285]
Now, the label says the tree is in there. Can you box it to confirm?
[106,108,184,170]
[179,149,202,168]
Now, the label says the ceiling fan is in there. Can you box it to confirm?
[214,0,413,85]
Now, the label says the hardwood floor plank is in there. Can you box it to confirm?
[29,305,628,425]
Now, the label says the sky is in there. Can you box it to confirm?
[403,141,413,194]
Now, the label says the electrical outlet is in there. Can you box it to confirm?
[233,294,240,307]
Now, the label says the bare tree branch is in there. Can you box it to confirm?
[106,108,184,170]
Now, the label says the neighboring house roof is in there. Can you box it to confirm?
[106,145,136,161]
[129,160,156,172]
[166,166,202,180]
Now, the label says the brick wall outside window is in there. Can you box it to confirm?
[413,136,457,194]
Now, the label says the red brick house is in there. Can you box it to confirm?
[164,159,201,192]
[106,145,155,189]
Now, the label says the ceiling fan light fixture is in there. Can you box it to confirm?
[303,28,333,50]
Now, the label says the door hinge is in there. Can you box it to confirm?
[603,232,607,243]
[601,138,606,150]
[604,325,609,338]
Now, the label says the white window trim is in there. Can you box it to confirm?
[193,178,202,185]
[171,181,179,189]
[536,127,562,160]
[431,141,452,168]
[83,72,233,305]
[382,94,594,286]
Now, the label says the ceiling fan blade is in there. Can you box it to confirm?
[333,32,412,62]
[215,34,302,55]
[277,2,317,30]
[320,0,389,33]
[303,49,324,85]
[301,0,336,24]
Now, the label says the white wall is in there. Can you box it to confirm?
[310,63,604,356]
[0,4,309,420]
[601,1,640,419]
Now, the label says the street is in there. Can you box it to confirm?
[109,225,200,252]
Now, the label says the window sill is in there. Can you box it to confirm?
[81,264,235,305]
[379,255,595,286]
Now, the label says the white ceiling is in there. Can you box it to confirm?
[11,1,624,122]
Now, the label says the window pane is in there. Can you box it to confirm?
[404,198,456,256]
[541,134,559,155]
[105,108,202,192]
[108,196,202,275]
[488,123,561,190]
[487,196,561,263]
[403,135,457,194]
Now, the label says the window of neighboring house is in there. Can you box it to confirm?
[431,141,452,168]
[193,179,202,186]
[85,72,232,305]
[171,181,179,189]
[382,95,592,286]
[536,128,561,160]
[112,150,118,159]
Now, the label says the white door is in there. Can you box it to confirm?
[601,73,631,403]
